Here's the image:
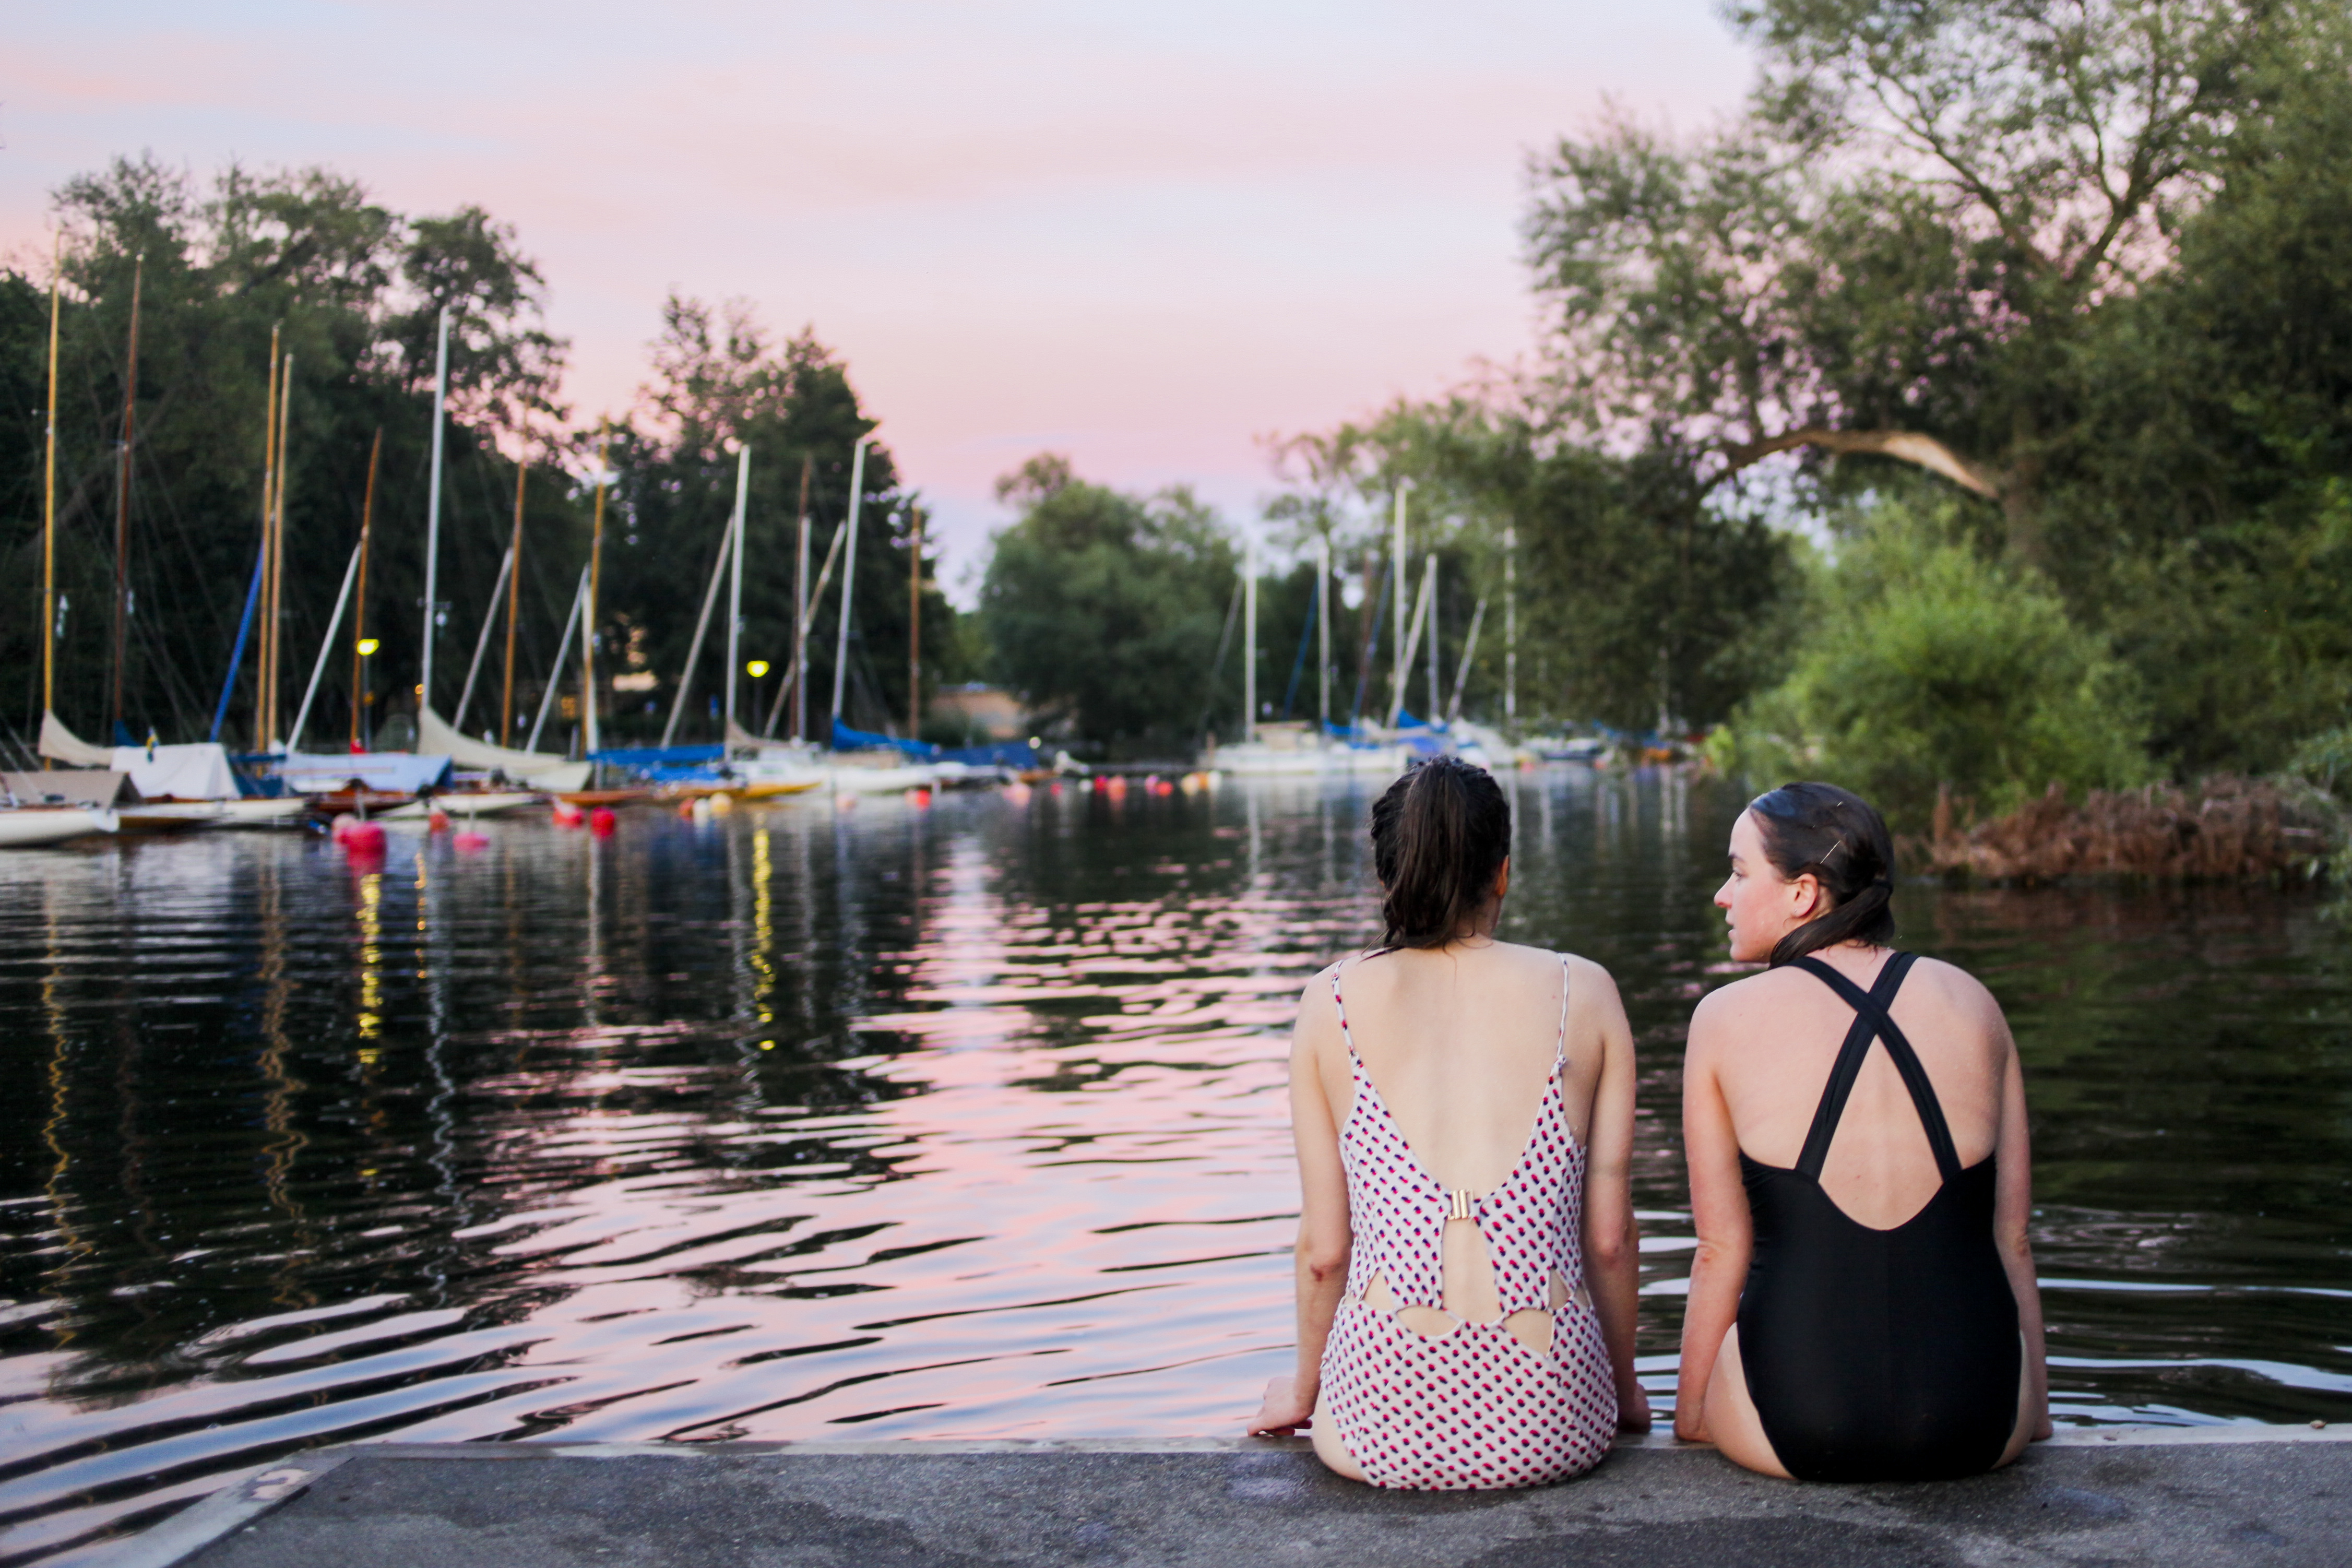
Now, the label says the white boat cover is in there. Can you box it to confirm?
[279,753,456,795]
[417,707,592,791]
[39,712,241,800]
[3,769,132,807]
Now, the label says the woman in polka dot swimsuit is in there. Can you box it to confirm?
[1248,756,1650,1487]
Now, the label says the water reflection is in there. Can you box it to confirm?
[0,773,2347,1561]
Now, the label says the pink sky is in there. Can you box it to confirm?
[4,1,1753,596]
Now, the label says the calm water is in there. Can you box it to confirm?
[2,771,2349,1561]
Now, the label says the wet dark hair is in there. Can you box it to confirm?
[1370,756,1512,950]
[1747,781,1897,966]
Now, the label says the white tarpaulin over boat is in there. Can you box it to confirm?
[415,707,591,791]
[278,753,455,795]
[39,712,241,800]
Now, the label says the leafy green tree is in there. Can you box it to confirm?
[1,155,574,753]
[597,296,957,744]
[979,455,1237,751]
[1723,496,2151,829]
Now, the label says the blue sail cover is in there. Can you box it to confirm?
[831,719,1037,770]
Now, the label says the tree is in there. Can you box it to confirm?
[1524,0,2278,553]
[979,455,1237,751]
[597,296,957,744]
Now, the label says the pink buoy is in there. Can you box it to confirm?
[342,819,387,856]
[588,807,617,837]
[329,812,359,844]
[454,829,490,852]
[428,810,452,834]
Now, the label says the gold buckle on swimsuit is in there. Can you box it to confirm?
[1448,1189,1472,1220]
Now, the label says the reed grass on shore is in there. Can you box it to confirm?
[1915,777,2341,883]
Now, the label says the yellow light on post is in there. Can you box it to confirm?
[357,638,379,657]
[746,660,770,679]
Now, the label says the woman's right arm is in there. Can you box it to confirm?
[1676,992,1752,1442]
[1247,972,1352,1435]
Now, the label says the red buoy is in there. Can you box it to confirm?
[588,807,617,836]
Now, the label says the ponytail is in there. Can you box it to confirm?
[1369,756,1512,950]
[1748,782,1897,966]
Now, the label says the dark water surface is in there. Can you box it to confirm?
[2,771,2347,1561]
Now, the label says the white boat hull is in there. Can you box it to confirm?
[115,801,228,833]
[380,791,543,821]
[0,806,117,846]
[213,798,309,828]
[829,764,941,793]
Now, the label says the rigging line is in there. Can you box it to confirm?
[1280,579,1318,720]
[1348,554,1393,729]
[1194,578,1245,741]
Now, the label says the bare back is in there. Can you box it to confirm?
[1700,947,2010,1228]
[1315,941,1608,1192]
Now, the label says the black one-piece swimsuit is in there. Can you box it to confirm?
[1736,953,2021,1482]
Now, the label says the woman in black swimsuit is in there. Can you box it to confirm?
[1677,783,2050,1480]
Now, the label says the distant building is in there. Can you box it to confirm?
[932,683,1026,741]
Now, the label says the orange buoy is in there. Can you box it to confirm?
[428,809,452,834]
[553,799,586,828]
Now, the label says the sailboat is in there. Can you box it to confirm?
[410,316,592,797]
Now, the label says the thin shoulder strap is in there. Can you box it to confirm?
[1329,963,1362,1060]
[1789,953,1961,1184]
[1553,953,1571,1071]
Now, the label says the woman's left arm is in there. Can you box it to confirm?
[1578,962,1652,1432]
[1992,1020,2052,1440]
[1248,976,1352,1435]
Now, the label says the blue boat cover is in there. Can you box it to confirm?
[590,744,726,768]
[831,719,1038,770]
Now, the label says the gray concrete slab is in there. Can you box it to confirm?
[151,1428,2352,1568]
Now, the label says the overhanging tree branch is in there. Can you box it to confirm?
[1720,426,2001,498]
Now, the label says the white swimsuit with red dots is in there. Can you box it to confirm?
[1319,954,1619,1489]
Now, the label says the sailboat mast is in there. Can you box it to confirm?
[350,429,381,751]
[583,425,608,757]
[419,305,450,716]
[724,444,749,735]
[793,454,812,742]
[1503,525,1517,730]
[829,434,874,733]
[1316,534,1331,735]
[1427,553,1440,724]
[1242,536,1257,745]
[500,452,526,747]
[40,233,59,730]
[266,354,293,749]
[907,505,922,739]
[1390,482,1410,729]
[111,251,144,736]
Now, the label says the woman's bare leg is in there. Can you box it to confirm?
[1994,1333,2035,1468]
[1309,1385,1371,1482]
[1702,1324,1792,1479]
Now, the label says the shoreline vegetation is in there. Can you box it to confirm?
[1910,777,2342,885]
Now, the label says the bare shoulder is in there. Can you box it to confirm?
[1901,954,2001,1014]
[1690,964,1795,1032]
[1297,954,1351,1007]
[1900,955,2012,1046]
